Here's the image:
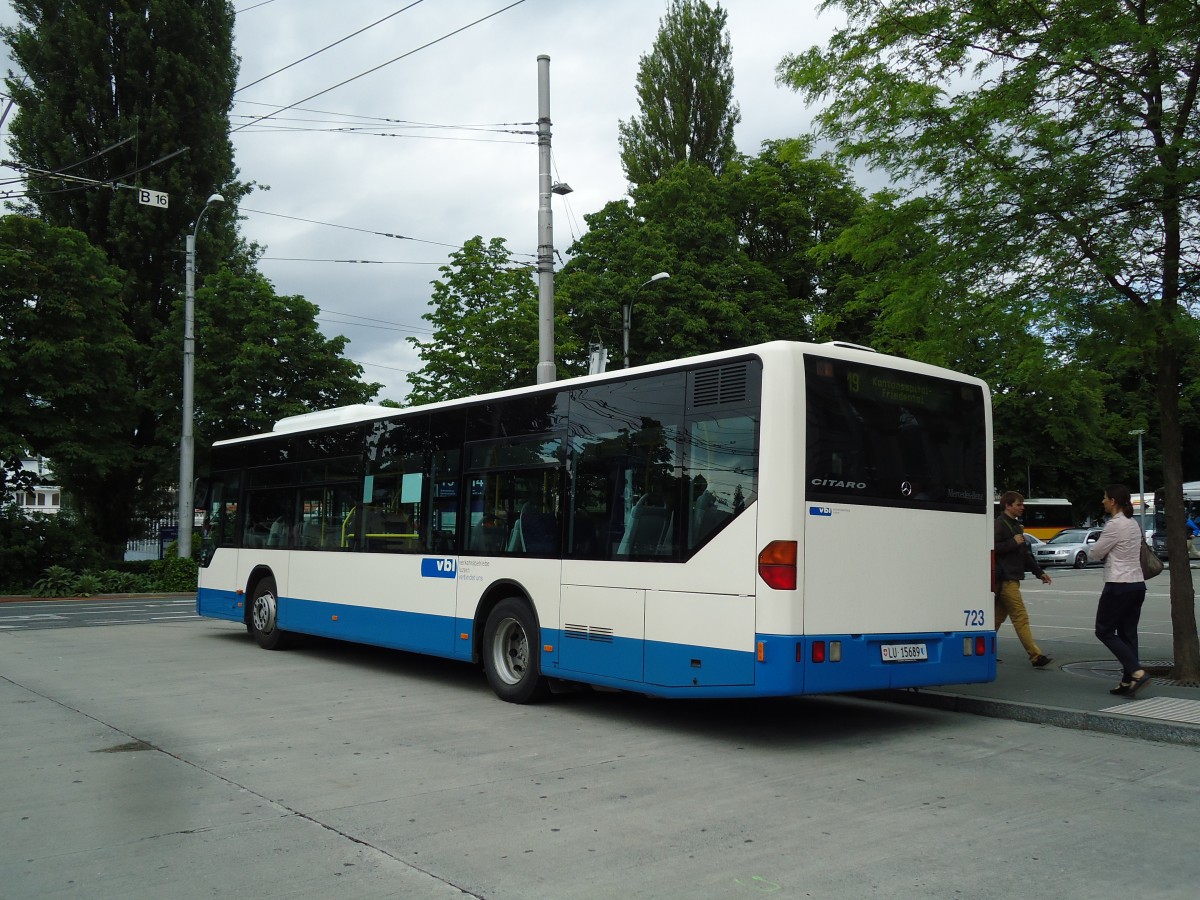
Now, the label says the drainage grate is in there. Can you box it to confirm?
[1061,659,1200,688]
[1099,697,1200,725]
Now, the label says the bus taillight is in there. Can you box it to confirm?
[758,540,798,590]
[976,636,987,657]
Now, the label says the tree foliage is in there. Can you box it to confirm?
[724,137,870,343]
[618,0,741,187]
[406,237,571,405]
[2,2,380,555]
[0,215,140,549]
[2,1,242,553]
[778,0,1200,677]
[557,162,786,368]
[185,267,382,449]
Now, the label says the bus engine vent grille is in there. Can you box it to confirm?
[692,364,748,407]
[564,623,614,643]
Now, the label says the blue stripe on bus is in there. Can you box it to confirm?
[197,587,243,622]
[280,596,460,658]
[197,590,994,697]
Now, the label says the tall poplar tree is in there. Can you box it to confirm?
[2,2,378,556]
[779,0,1200,679]
[3,1,242,555]
[618,0,740,187]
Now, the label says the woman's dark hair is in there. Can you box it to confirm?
[1106,483,1134,518]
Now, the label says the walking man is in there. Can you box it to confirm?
[994,491,1054,668]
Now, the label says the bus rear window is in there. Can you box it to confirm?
[804,355,987,513]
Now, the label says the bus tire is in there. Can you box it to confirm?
[249,577,289,650]
[482,598,550,703]
[1073,551,1087,569]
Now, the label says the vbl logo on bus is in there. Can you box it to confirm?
[421,558,457,579]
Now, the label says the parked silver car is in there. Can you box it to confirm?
[1032,528,1104,568]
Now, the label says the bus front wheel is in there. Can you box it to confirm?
[249,577,289,650]
[482,598,550,703]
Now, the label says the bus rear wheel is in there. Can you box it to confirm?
[249,577,289,650]
[483,598,550,703]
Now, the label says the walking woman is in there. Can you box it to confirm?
[1087,484,1151,696]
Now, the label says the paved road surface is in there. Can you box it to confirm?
[2,605,1198,899]
[0,596,198,631]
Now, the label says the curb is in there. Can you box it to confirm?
[865,688,1200,747]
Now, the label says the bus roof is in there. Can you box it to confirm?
[213,339,991,448]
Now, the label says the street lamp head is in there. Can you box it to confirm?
[642,271,670,287]
[206,193,225,206]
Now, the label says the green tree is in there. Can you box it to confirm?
[0,215,138,553]
[618,0,740,187]
[184,266,382,447]
[407,237,569,404]
[558,162,785,367]
[3,3,379,554]
[779,0,1200,678]
[725,137,870,343]
[808,191,1118,510]
[3,1,242,553]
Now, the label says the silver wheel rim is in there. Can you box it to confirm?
[252,590,277,635]
[491,616,530,686]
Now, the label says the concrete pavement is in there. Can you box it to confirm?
[871,562,1200,746]
[5,580,1200,746]
[870,632,1200,747]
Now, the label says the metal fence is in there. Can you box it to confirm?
[124,512,178,561]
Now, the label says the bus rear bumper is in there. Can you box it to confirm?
[754,631,997,695]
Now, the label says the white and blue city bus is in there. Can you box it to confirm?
[196,341,996,703]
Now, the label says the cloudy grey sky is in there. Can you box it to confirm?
[4,0,845,403]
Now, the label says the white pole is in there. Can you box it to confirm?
[1137,431,1146,529]
[177,231,197,559]
[177,194,223,559]
[535,55,556,384]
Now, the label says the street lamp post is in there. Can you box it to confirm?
[177,193,224,560]
[1129,428,1146,531]
[622,272,670,369]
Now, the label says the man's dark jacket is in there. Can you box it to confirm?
[994,513,1047,583]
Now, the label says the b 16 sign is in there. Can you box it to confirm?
[138,188,169,208]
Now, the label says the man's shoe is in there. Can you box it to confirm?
[1031,654,1053,668]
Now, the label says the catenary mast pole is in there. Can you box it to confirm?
[535,55,556,384]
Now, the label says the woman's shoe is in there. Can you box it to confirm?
[1109,681,1133,696]
[1129,671,1152,695]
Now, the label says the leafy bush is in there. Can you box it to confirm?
[94,569,150,593]
[32,565,76,597]
[148,555,198,592]
[72,573,103,597]
[0,506,106,592]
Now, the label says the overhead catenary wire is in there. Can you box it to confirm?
[234,1,428,96]
[240,206,538,266]
[229,0,529,135]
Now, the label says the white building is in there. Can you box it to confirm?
[15,455,61,515]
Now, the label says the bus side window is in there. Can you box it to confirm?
[683,415,757,553]
[244,488,294,549]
